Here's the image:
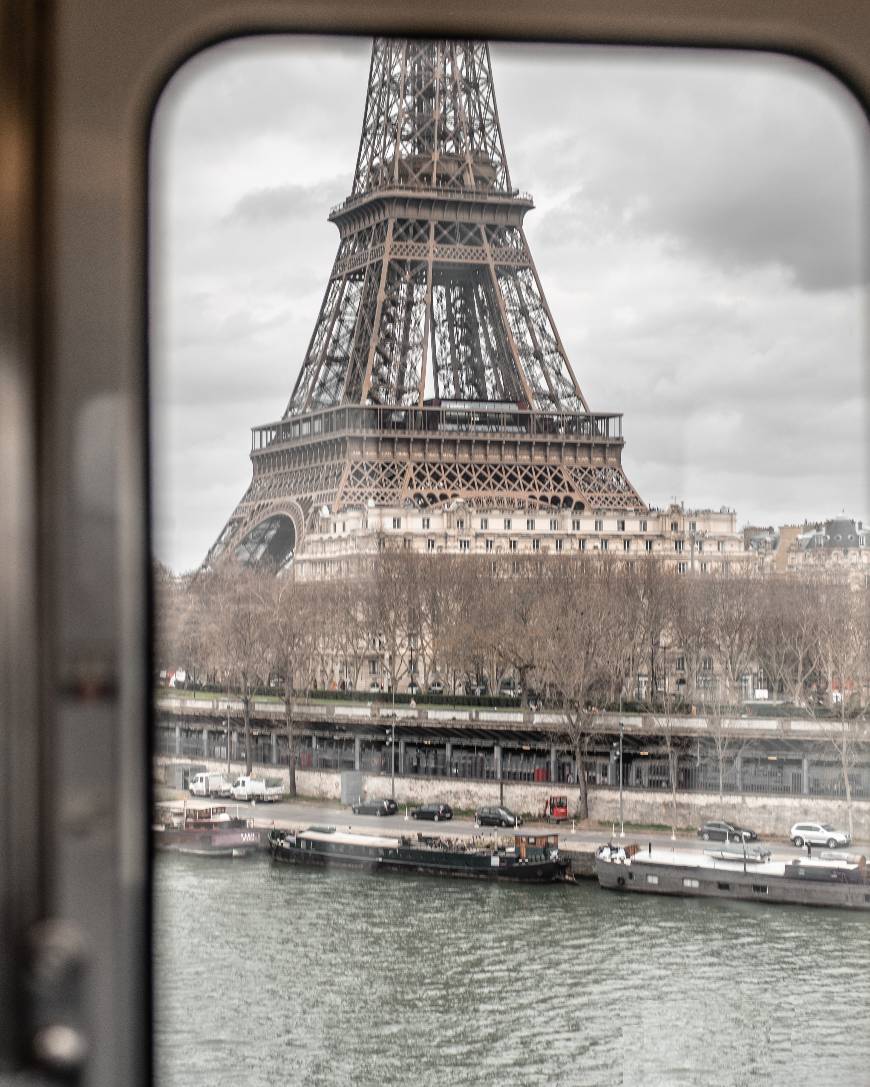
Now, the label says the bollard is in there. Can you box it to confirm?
[404,807,409,821]
[572,819,576,833]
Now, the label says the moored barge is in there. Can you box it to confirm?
[595,843,870,910]
[269,826,571,882]
[153,803,266,857]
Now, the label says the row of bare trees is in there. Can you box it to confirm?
[155,555,869,819]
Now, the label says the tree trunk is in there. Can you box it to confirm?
[285,700,297,799]
[669,747,678,836]
[243,686,253,775]
[839,715,854,839]
[575,745,589,820]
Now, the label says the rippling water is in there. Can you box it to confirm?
[154,855,870,1086]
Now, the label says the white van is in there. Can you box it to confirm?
[189,772,231,798]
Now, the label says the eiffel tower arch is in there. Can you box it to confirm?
[208,38,644,569]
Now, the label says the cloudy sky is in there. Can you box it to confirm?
[151,37,867,573]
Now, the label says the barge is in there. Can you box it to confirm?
[595,843,870,910]
[153,803,266,857]
[269,826,571,882]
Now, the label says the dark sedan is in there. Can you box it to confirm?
[697,820,758,843]
[410,803,453,822]
[475,806,523,828]
[351,798,399,816]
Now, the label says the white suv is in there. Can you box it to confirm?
[789,822,851,849]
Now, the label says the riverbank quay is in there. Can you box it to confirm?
[154,693,870,833]
[155,753,870,840]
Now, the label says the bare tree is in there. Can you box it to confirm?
[263,572,314,798]
[536,557,616,820]
[202,566,271,775]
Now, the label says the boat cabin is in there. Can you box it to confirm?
[514,833,560,861]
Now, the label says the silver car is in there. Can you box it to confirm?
[789,822,851,849]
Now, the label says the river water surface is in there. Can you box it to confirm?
[154,854,870,1086]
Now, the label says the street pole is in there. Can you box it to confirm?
[226,701,231,778]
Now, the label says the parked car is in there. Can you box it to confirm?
[697,820,758,843]
[790,822,852,849]
[475,805,522,828]
[410,803,453,822]
[351,798,398,816]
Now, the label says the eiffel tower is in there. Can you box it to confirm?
[208,38,644,568]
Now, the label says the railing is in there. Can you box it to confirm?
[251,403,623,451]
[329,182,533,218]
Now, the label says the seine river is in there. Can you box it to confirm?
[154,854,870,1086]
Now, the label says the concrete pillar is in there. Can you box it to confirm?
[735,753,743,793]
[399,739,406,776]
[271,731,278,766]
[445,741,452,776]
[802,756,809,796]
[311,733,317,769]
[494,744,502,780]
[550,745,557,783]
[175,724,181,757]
[354,735,362,771]
[231,730,238,761]
[607,750,616,787]
[202,727,209,759]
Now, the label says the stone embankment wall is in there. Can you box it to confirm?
[156,757,870,839]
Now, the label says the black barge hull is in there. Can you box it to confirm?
[270,835,569,882]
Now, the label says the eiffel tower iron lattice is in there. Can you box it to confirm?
[208,38,645,569]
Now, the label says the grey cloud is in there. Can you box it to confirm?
[224,178,347,225]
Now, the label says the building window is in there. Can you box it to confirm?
[456,518,464,531]
[511,560,519,574]
[392,517,402,530]
[480,517,488,531]
[509,539,517,552]
[697,540,704,552]
[617,519,626,532]
[689,520,697,532]
[594,518,603,532]
[671,521,679,532]
[485,538,493,553]
[601,539,608,552]
[532,538,540,552]
[526,518,535,531]
[504,518,512,531]
[639,519,647,532]
[426,538,435,552]
[701,656,713,672]
[644,539,653,553]
[717,541,724,552]
[421,517,430,530]
[677,561,687,573]
[549,518,557,531]
[459,539,470,552]
[676,656,685,672]
[701,562,708,573]
[623,539,631,552]
[578,538,586,551]
[675,539,684,553]
[572,519,582,531]
[368,660,379,676]
[555,538,563,553]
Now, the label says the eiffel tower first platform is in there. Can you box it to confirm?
[208,38,645,570]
